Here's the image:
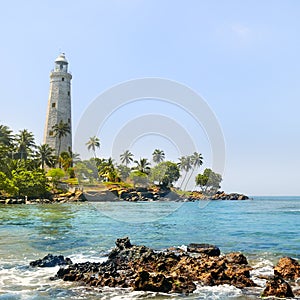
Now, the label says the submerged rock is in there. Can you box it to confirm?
[262,276,294,298]
[30,254,72,267]
[187,243,220,256]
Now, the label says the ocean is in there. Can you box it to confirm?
[0,197,299,299]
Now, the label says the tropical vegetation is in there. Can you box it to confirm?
[0,123,75,198]
[0,123,223,199]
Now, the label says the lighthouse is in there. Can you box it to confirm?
[44,53,72,154]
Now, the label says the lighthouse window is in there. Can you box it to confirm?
[68,91,70,96]
[68,118,70,123]
[62,77,65,81]
[52,102,56,108]
[49,130,54,136]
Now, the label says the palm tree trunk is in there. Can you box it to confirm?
[180,171,188,189]
[184,167,195,191]
[58,138,62,168]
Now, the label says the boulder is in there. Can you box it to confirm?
[274,257,300,280]
[262,276,294,298]
[187,243,220,256]
[30,254,72,267]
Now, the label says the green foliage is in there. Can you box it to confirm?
[11,169,49,197]
[150,161,180,187]
[59,151,73,171]
[74,160,96,183]
[129,170,148,187]
[117,164,131,181]
[96,158,120,182]
[67,167,75,178]
[64,177,79,185]
[133,158,151,175]
[35,144,56,169]
[195,168,222,193]
[0,171,18,195]
[15,129,36,160]
[0,125,13,148]
[52,120,71,158]
[46,168,65,189]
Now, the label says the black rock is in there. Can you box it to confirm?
[30,254,73,267]
[115,237,132,250]
[187,243,221,256]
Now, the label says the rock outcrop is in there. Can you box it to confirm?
[261,276,294,298]
[51,237,256,294]
[187,191,249,201]
[30,254,73,268]
[274,257,300,280]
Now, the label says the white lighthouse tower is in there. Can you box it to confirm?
[44,53,72,154]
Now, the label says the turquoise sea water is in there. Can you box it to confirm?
[0,197,299,299]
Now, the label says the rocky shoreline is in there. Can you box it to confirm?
[0,187,249,204]
[79,187,249,202]
[0,190,86,205]
[30,237,300,298]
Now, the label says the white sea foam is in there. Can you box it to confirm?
[68,253,107,264]
[178,245,187,252]
[250,258,274,287]
[194,284,243,299]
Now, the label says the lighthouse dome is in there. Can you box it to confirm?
[55,53,68,64]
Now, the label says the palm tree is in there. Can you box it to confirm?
[152,149,165,164]
[16,129,36,160]
[52,120,71,158]
[177,155,192,189]
[133,158,151,175]
[86,136,100,158]
[120,150,134,166]
[70,151,81,164]
[184,152,203,190]
[0,125,13,147]
[0,125,14,160]
[59,151,73,171]
[35,144,56,169]
[97,157,119,182]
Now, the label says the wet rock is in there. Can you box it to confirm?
[132,270,173,293]
[30,254,73,267]
[115,237,132,250]
[53,237,256,294]
[262,276,294,298]
[274,257,300,280]
[225,252,248,265]
[187,243,220,256]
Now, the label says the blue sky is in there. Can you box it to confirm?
[0,0,299,195]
